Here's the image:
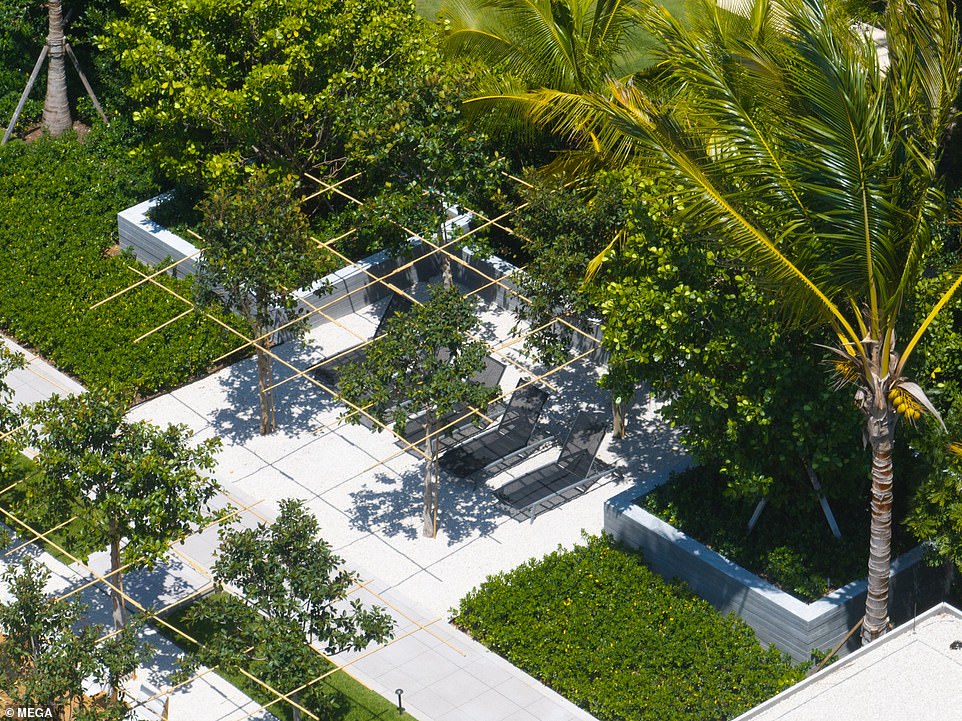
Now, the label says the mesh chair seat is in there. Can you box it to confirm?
[440,382,550,477]
[493,411,610,519]
[402,355,506,447]
[312,292,413,387]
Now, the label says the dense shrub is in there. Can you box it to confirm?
[453,535,803,721]
[641,466,916,601]
[0,126,246,396]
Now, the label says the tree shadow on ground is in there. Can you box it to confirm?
[210,339,340,444]
[515,355,687,490]
[348,466,503,544]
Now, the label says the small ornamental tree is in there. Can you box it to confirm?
[196,170,328,435]
[0,557,147,717]
[182,498,394,721]
[24,390,222,632]
[508,173,638,436]
[339,286,495,537]
[0,343,25,469]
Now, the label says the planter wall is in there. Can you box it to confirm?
[119,195,523,320]
[603,485,946,662]
[118,193,610,361]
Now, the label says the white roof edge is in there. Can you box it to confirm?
[734,602,962,719]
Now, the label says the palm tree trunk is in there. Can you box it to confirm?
[862,405,895,644]
[422,415,438,538]
[42,0,71,136]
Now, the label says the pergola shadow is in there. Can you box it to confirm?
[348,467,504,544]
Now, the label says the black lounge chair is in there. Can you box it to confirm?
[439,381,552,478]
[312,292,414,387]
[493,411,613,520]
[401,355,507,449]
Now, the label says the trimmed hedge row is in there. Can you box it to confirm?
[453,535,804,721]
[0,126,246,396]
[640,466,914,602]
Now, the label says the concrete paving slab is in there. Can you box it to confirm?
[427,667,490,707]
[202,442,267,487]
[127,392,211,432]
[403,690,456,720]
[334,533,426,588]
[2,288,688,721]
[2,335,85,407]
[229,463,313,507]
[457,687,519,721]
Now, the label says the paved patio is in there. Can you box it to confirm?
[1,279,688,721]
[127,292,687,617]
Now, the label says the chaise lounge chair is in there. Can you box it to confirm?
[439,381,552,478]
[400,355,507,450]
[493,411,613,520]
[311,291,414,387]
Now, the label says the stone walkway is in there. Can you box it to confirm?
[2,336,84,407]
[0,332,684,721]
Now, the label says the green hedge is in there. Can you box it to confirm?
[0,126,246,396]
[453,536,804,721]
[641,466,915,601]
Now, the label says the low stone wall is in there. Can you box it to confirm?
[118,193,610,363]
[117,194,509,327]
[603,485,945,662]
[117,193,200,277]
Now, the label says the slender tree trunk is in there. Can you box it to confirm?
[109,520,125,633]
[255,308,275,435]
[291,691,302,721]
[439,211,454,289]
[612,397,628,438]
[441,255,454,290]
[862,399,895,644]
[256,344,275,435]
[422,415,438,538]
[42,0,71,136]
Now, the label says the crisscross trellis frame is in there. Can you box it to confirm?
[0,168,610,720]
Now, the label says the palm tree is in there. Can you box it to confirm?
[542,0,962,644]
[42,0,71,136]
[440,0,644,137]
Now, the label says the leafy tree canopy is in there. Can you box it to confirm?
[195,169,330,337]
[569,0,962,642]
[590,168,867,502]
[100,0,443,184]
[339,285,494,437]
[195,169,331,434]
[0,556,147,718]
[338,285,495,536]
[23,389,222,630]
[181,498,394,721]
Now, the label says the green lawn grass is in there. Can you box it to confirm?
[0,453,87,566]
[156,598,418,721]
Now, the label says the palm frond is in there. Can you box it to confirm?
[583,78,865,351]
[898,267,962,375]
